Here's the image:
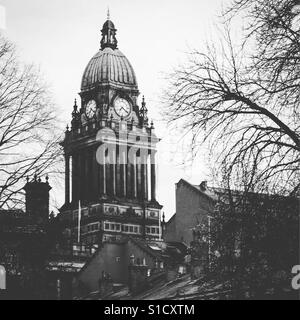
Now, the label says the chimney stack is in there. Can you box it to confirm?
[24,175,52,225]
[200,181,208,191]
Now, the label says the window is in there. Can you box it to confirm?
[149,211,157,218]
[116,257,121,262]
[135,210,142,217]
[146,226,160,235]
[103,222,121,232]
[122,224,141,234]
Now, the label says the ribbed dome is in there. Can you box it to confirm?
[103,19,115,29]
[81,47,138,91]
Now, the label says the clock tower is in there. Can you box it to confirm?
[60,14,163,246]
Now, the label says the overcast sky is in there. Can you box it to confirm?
[1,0,231,219]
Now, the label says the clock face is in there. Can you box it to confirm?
[114,97,131,118]
[85,100,97,119]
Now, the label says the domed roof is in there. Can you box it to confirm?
[81,47,138,91]
[81,17,138,92]
[103,19,115,30]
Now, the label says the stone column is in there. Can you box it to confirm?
[150,151,157,202]
[121,149,127,197]
[99,145,106,196]
[92,146,98,200]
[80,153,86,201]
[141,151,148,201]
[127,147,132,199]
[136,156,141,199]
[65,155,70,204]
[72,154,77,203]
[111,148,116,196]
[145,154,149,200]
[131,154,137,199]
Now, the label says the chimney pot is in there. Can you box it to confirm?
[200,181,208,191]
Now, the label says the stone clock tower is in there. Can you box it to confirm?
[60,15,163,246]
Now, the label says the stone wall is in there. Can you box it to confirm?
[165,180,215,245]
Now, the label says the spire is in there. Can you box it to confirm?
[73,99,78,113]
[140,95,149,125]
[100,11,118,50]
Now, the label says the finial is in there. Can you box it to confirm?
[46,175,49,183]
[142,96,146,108]
[101,8,118,50]
[26,176,29,183]
[66,124,69,131]
[72,99,78,117]
[151,120,154,129]
[34,173,37,181]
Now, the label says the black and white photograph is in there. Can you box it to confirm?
[0,0,299,303]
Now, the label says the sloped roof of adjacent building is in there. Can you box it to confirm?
[177,179,219,201]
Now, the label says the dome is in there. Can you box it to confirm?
[103,19,115,30]
[81,47,138,91]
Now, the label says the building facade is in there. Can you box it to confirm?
[165,178,300,284]
[165,179,215,246]
[0,176,54,299]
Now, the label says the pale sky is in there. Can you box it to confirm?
[1,0,231,219]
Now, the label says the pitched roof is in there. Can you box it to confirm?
[128,237,164,261]
[177,179,218,201]
[166,213,176,225]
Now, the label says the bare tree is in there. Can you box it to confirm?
[0,36,62,210]
[164,0,300,195]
